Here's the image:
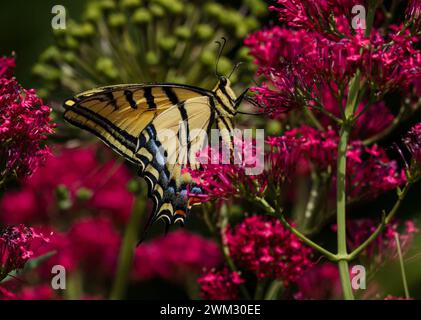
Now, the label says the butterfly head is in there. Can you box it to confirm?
[212,75,239,113]
[218,76,236,100]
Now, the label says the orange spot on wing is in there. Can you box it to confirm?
[175,209,186,217]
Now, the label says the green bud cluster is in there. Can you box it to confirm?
[34,0,266,99]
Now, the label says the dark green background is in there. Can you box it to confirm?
[0,1,84,87]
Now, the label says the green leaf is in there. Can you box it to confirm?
[0,251,56,284]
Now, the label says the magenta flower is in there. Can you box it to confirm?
[0,285,15,299]
[0,56,54,184]
[268,126,405,200]
[361,27,421,94]
[266,134,302,183]
[0,56,15,79]
[245,27,363,115]
[384,295,414,300]
[244,26,308,72]
[198,268,245,300]
[342,219,418,262]
[34,227,76,276]
[0,224,48,281]
[189,139,265,203]
[0,146,134,225]
[14,284,57,300]
[36,217,121,278]
[282,126,338,172]
[402,123,421,166]
[271,0,365,34]
[346,143,406,200]
[318,90,394,140]
[406,0,421,27]
[246,23,420,116]
[294,263,342,300]
[68,217,121,276]
[226,215,313,285]
[132,230,221,283]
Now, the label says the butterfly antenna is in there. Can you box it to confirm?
[214,37,227,77]
[228,61,244,79]
[236,111,264,116]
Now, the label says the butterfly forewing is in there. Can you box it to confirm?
[63,83,230,226]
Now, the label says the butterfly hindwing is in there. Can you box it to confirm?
[139,96,215,224]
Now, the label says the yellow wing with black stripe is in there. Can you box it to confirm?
[63,83,230,226]
[63,84,212,168]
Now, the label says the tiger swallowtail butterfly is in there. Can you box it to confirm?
[63,76,248,228]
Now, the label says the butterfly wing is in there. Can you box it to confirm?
[63,84,217,225]
[63,83,211,169]
[137,95,216,225]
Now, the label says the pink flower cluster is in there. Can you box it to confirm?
[0,56,54,182]
[0,56,15,78]
[0,145,224,298]
[245,7,420,117]
[132,230,222,283]
[344,218,419,262]
[0,224,48,281]
[198,268,245,300]
[403,123,421,166]
[270,0,364,33]
[34,217,121,277]
[267,126,405,200]
[318,90,394,140]
[294,263,342,300]
[226,215,313,284]
[189,139,266,202]
[0,146,134,225]
[191,124,404,204]
[406,0,421,28]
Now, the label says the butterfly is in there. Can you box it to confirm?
[63,74,250,228]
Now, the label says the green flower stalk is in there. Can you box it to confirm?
[33,0,265,99]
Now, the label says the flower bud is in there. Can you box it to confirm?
[132,8,152,24]
[121,0,142,9]
[108,13,127,28]
[76,187,93,201]
[55,185,72,210]
[96,57,118,79]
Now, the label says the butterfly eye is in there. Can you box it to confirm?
[219,76,228,85]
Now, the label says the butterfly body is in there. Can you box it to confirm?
[63,77,243,226]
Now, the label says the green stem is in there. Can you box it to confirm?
[303,106,324,131]
[65,270,83,300]
[254,281,266,300]
[348,184,410,260]
[219,204,251,300]
[264,280,283,300]
[394,232,410,299]
[110,194,147,300]
[338,260,354,299]
[362,105,407,145]
[336,123,354,300]
[336,125,350,257]
[364,1,376,37]
[344,72,361,118]
[302,172,322,232]
[334,1,380,299]
[255,197,338,261]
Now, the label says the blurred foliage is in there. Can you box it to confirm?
[32,0,266,99]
